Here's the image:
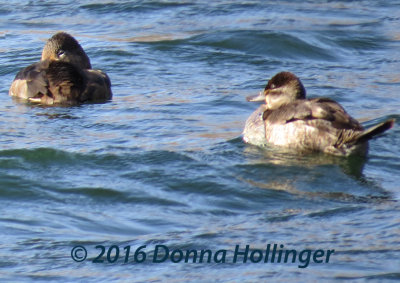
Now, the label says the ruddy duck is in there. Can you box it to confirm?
[243,72,394,156]
[9,32,112,105]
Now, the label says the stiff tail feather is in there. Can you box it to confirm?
[352,119,395,145]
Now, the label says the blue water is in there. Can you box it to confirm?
[0,1,400,282]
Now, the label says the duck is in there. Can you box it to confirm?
[9,32,112,105]
[242,71,395,156]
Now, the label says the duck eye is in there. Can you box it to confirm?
[57,50,65,57]
[270,83,276,89]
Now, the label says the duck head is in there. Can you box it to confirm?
[247,72,306,109]
[41,32,92,69]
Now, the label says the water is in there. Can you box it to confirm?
[0,1,399,282]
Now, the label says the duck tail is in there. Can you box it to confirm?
[352,119,395,145]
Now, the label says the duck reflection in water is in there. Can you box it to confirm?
[240,144,391,204]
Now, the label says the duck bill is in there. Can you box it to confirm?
[246,91,265,102]
[28,93,55,105]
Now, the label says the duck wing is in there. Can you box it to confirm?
[80,69,112,101]
[9,60,86,105]
[9,61,49,100]
[263,97,363,131]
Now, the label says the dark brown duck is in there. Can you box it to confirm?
[9,32,112,105]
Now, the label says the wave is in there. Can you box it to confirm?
[145,29,338,62]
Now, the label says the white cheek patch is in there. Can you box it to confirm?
[266,90,291,109]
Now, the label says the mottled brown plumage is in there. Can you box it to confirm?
[9,32,112,105]
[243,72,394,156]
